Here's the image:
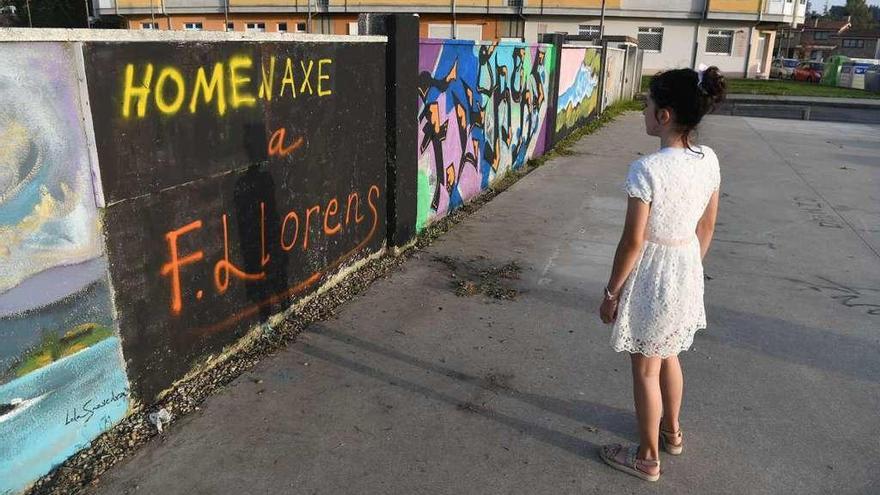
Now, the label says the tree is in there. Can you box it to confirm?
[10,0,88,27]
[844,0,874,29]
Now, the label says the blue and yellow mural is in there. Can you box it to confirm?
[416,40,556,230]
[555,47,601,141]
[0,44,129,495]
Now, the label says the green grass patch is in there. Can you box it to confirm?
[640,75,880,99]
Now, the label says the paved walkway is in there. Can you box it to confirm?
[92,114,880,495]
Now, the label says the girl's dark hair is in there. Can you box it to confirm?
[648,66,727,148]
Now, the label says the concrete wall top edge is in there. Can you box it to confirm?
[418,37,554,47]
[0,27,387,43]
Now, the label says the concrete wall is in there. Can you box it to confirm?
[416,40,557,230]
[0,26,636,493]
[0,28,388,494]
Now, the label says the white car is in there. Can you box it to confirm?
[770,58,799,79]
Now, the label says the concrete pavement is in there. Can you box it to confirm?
[90,113,880,495]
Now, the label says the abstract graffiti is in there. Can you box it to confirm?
[556,47,601,140]
[0,44,129,494]
[416,40,555,228]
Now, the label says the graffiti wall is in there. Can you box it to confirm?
[83,41,388,401]
[602,48,626,111]
[416,40,556,229]
[0,44,129,494]
[555,46,601,141]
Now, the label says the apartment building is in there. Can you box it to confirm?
[94,0,805,77]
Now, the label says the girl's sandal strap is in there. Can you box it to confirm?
[601,444,660,482]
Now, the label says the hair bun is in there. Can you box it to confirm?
[700,66,727,104]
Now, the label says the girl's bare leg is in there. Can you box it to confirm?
[660,355,683,433]
[631,354,663,461]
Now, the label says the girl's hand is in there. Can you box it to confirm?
[599,296,619,324]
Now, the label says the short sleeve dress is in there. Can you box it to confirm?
[610,145,721,357]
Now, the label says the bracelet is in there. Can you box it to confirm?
[604,287,618,301]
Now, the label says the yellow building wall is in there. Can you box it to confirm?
[708,0,760,13]
[117,0,155,9]
[536,0,621,9]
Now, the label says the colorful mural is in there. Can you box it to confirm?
[555,47,601,140]
[0,44,129,494]
[416,40,556,229]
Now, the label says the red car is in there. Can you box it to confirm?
[792,61,825,83]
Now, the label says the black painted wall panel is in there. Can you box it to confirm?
[84,41,387,400]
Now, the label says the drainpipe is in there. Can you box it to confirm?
[25,0,32,27]
[224,0,229,30]
[150,0,155,24]
[452,0,456,39]
[599,0,606,40]
[692,0,709,68]
[307,0,312,33]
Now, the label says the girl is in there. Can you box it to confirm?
[597,65,726,482]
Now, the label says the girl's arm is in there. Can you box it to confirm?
[599,197,649,324]
[606,197,650,295]
[696,190,720,259]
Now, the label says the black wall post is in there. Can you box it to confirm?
[540,32,565,148]
[360,13,419,249]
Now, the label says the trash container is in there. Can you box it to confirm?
[821,55,848,86]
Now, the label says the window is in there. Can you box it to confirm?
[813,31,829,40]
[706,29,734,55]
[296,22,307,32]
[278,22,288,32]
[142,22,159,29]
[348,22,359,34]
[508,0,523,6]
[842,39,865,48]
[637,27,663,52]
[246,22,266,32]
[578,25,601,40]
[799,0,805,3]
[226,22,234,31]
[184,22,203,31]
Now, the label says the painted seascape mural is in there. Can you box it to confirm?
[416,40,556,230]
[0,44,129,494]
[555,47,601,141]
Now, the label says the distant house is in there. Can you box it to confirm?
[833,30,880,60]
[777,15,851,61]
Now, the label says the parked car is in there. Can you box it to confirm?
[770,58,799,79]
[793,61,825,83]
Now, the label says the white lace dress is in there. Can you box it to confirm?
[610,146,721,357]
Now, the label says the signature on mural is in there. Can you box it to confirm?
[417,41,553,223]
[64,389,129,426]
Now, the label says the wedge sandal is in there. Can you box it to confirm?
[660,426,683,455]
[599,444,660,482]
